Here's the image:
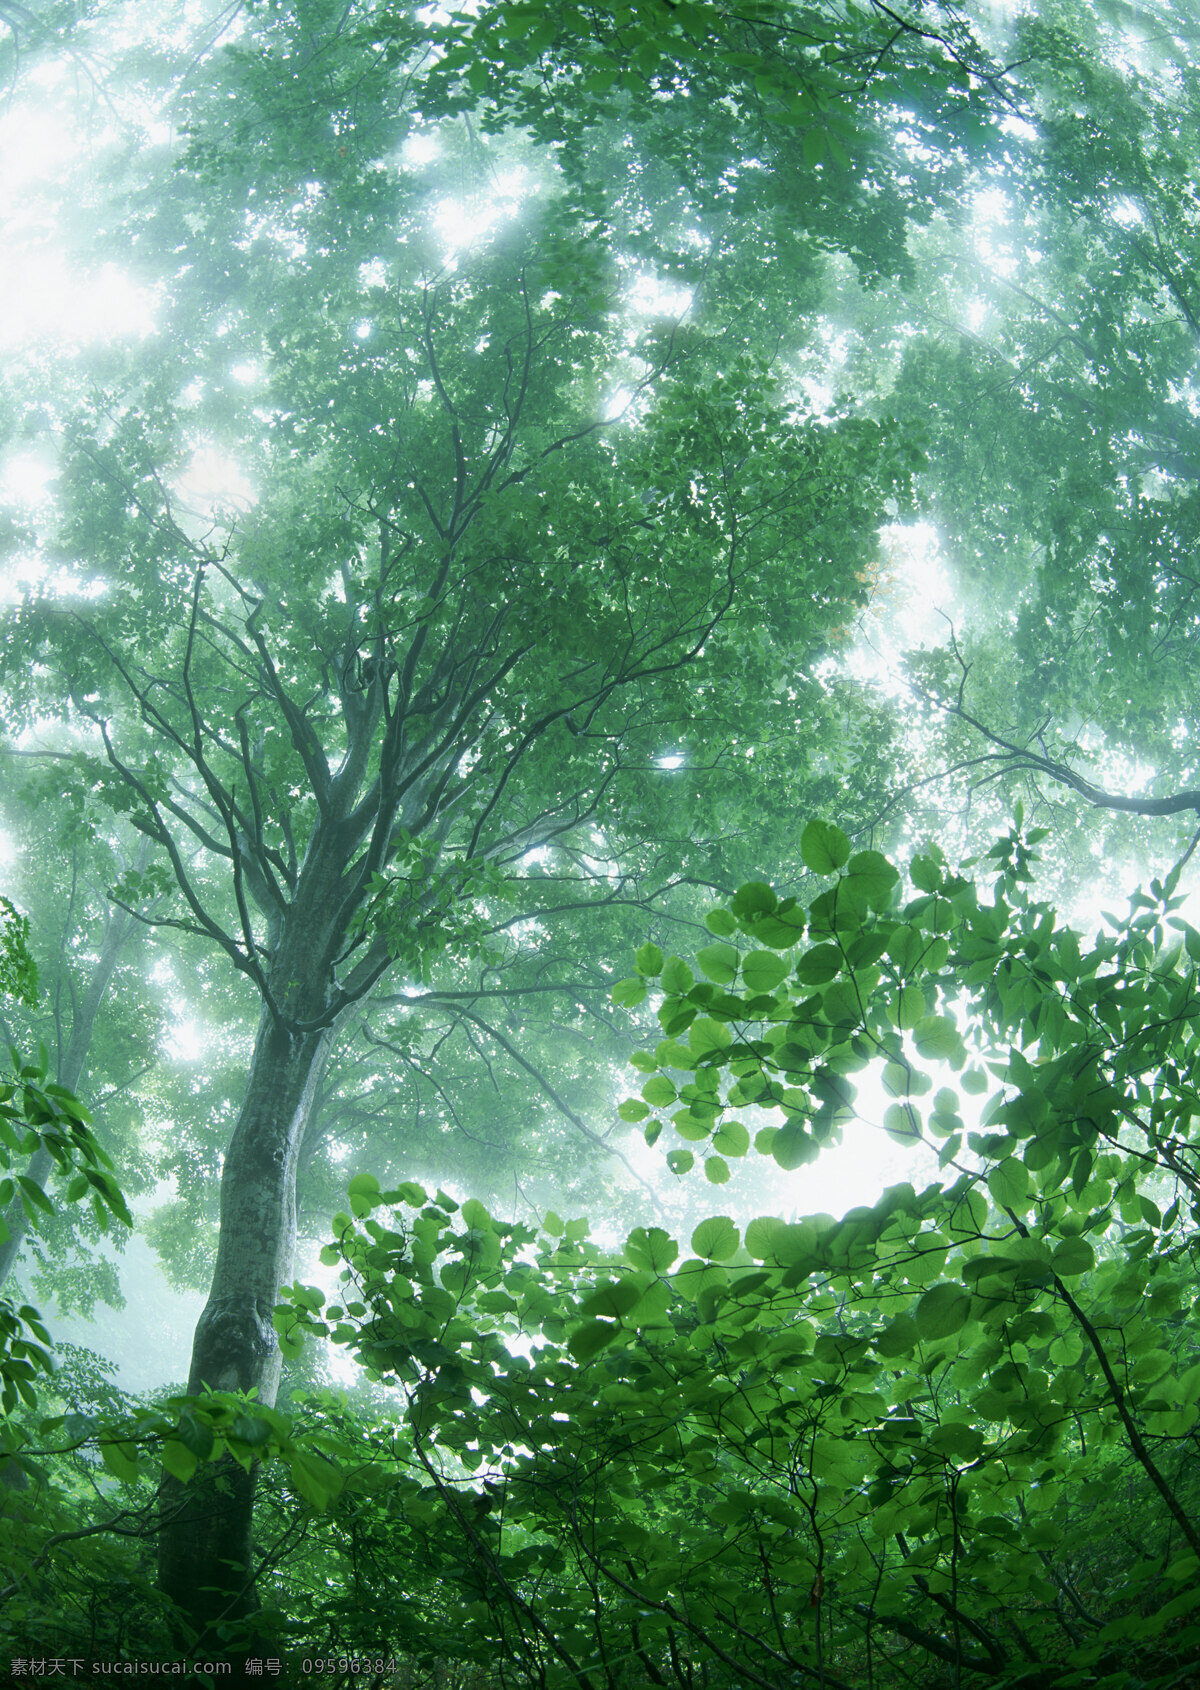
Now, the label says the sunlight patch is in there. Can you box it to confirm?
[401,131,441,168]
[0,552,107,606]
[603,386,633,422]
[174,446,256,515]
[0,254,159,349]
[0,444,58,512]
[165,1020,204,1063]
[1109,196,1144,228]
[0,98,83,199]
[841,523,958,698]
[433,168,534,254]
[626,270,693,319]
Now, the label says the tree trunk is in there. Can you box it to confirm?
[157,1002,333,1637]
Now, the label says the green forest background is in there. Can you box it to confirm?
[2,0,1200,1683]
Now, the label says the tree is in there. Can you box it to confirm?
[0,786,161,1308]
[877,0,1200,874]
[4,0,931,1636]
[0,908,132,1451]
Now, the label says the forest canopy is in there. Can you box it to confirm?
[1,0,1200,1684]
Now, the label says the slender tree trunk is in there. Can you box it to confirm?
[0,898,138,1288]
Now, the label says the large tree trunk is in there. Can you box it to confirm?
[156,824,361,1641]
[157,1004,333,1635]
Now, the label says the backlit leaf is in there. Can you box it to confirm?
[691,1216,739,1261]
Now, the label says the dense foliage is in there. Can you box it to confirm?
[2,0,1200,1681]
[8,824,1200,1684]
[270,823,1200,1688]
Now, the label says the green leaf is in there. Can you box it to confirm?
[883,1103,922,1146]
[635,942,664,976]
[579,1278,642,1319]
[876,1314,920,1357]
[711,1118,750,1157]
[666,1148,694,1175]
[797,943,843,985]
[821,979,862,1026]
[750,909,808,949]
[844,850,900,912]
[16,1176,52,1216]
[730,883,777,919]
[660,957,695,995]
[882,1061,914,1097]
[624,1226,678,1273]
[741,951,789,993]
[744,1216,786,1259]
[912,1015,963,1063]
[704,907,738,937]
[1051,1236,1095,1277]
[929,1422,984,1461]
[642,1074,678,1106]
[704,1155,731,1184]
[289,1448,343,1511]
[611,976,647,1008]
[567,1320,619,1362]
[696,942,739,983]
[691,1216,739,1261]
[801,820,851,874]
[772,1121,816,1169]
[689,1017,732,1057]
[231,1414,274,1449]
[914,1282,972,1340]
[618,1098,651,1122]
[161,1439,199,1483]
[910,855,942,892]
[673,1108,713,1141]
[988,1159,1030,1209]
[893,985,926,1030]
[176,1412,214,1461]
[273,1307,305,1359]
[100,1440,140,1483]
